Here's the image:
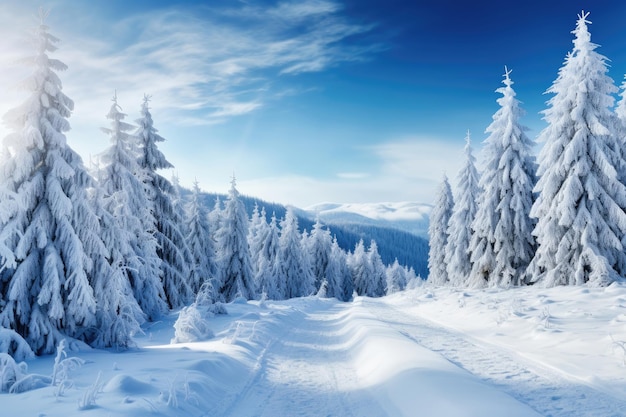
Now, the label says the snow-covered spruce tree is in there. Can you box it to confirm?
[98,96,166,321]
[331,236,353,301]
[135,96,192,307]
[445,132,481,287]
[171,173,189,234]
[614,77,626,183]
[254,212,281,299]
[386,258,407,294]
[275,207,315,299]
[368,240,387,297]
[350,239,372,296]
[209,195,223,240]
[90,165,144,348]
[468,68,537,288]
[215,177,256,301]
[248,204,266,277]
[185,180,217,298]
[307,218,333,293]
[0,12,101,354]
[427,175,454,286]
[529,12,626,287]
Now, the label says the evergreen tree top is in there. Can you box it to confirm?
[229,175,239,200]
[501,66,513,89]
[573,11,594,53]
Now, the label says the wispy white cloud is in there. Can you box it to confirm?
[337,172,370,179]
[0,0,379,131]
[369,138,465,184]
[216,137,465,207]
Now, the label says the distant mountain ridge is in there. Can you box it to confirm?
[305,201,432,238]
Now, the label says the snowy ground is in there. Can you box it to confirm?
[5,284,626,416]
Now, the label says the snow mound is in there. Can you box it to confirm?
[103,374,157,395]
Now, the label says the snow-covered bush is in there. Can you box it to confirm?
[0,353,27,392]
[0,327,34,362]
[172,304,214,344]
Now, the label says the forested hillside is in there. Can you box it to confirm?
[198,192,429,277]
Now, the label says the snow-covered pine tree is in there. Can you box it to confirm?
[614,77,626,183]
[90,165,144,348]
[349,239,372,296]
[468,68,536,288]
[331,236,353,301]
[209,196,223,240]
[275,207,315,299]
[98,95,167,321]
[368,240,387,297]
[427,175,454,286]
[256,212,281,299]
[135,95,192,307]
[445,132,481,287]
[307,218,333,292]
[386,258,407,294]
[171,174,189,236]
[248,203,266,277]
[215,177,256,301]
[186,180,217,298]
[529,11,626,286]
[300,228,314,291]
[0,11,101,354]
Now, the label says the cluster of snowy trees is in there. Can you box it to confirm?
[429,12,626,289]
[0,13,416,359]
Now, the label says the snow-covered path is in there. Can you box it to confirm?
[5,287,626,416]
[218,302,388,417]
[212,298,541,417]
[364,296,626,417]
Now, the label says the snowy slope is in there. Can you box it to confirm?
[305,201,431,237]
[4,285,626,416]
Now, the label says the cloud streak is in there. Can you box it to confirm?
[27,1,378,128]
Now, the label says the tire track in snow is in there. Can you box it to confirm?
[217,302,388,417]
[363,297,626,417]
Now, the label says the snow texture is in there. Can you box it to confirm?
[4,287,626,416]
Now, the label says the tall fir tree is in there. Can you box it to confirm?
[135,96,192,307]
[216,177,256,301]
[331,236,353,301]
[98,96,166,320]
[368,240,387,297]
[248,203,266,277]
[275,208,314,299]
[255,212,281,299]
[468,68,536,288]
[529,12,626,286]
[427,175,454,286]
[350,239,372,296]
[185,181,217,297]
[307,218,333,292]
[0,11,101,354]
[445,133,481,286]
[209,196,223,241]
[90,166,144,349]
[614,77,626,184]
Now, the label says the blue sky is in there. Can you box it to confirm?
[1,1,626,208]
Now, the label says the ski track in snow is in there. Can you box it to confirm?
[363,297,626,417]
[217,303,387,417]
